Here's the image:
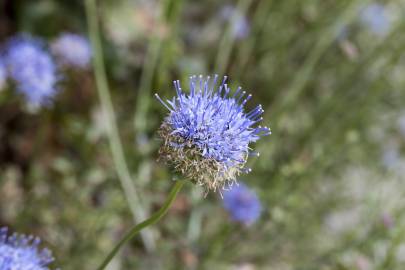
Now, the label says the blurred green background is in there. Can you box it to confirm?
[1,0,405,269]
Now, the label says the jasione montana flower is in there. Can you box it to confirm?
[4,35,58,106]
[0,227,55,270]
[156,75,270,192]
[51,33,92,69]
[222,182,262,225]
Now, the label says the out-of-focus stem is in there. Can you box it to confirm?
[84,0,155,251]
[253,0,372,166]
[234,0,272,79]
[96,180,185,270]
[134,38,162,138]
[215,0,253,76]
[265,0,370,118]
[133,0,183,141]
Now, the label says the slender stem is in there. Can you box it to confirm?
[96,181,185,270]
[84,0,155,251]
[134,37,162,137]
[264,0,368,118]
[253,0,371,167]
[214,0,252,76]
[234,0,272,79]
[133,0,183,140]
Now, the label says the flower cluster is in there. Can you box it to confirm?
[51,33,92,69]
[1,32,91,107]
[0,227,54,270]
[156,75,270,192]
[3,36,58,106]
[222,182,262,225]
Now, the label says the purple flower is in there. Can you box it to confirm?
[156,75,270,192]
[382,145,400,170]
[0,227,55,270]
[51,33,91,69]
[360,3,390,36]
[222,182,262,225]
[220,6,250,40]
[4,35,58,106]
[398,113,405,137]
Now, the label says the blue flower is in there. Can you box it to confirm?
[4,35,58,106]
[360,3,390,36]
[156,75,270,191]
[398,113,405,137]
[381,144,400,170]
[51,33,92,69]
[232,16,250,40]
[220,6,250,40]
[0,227,54,270]
[222,182,262,225]
[0,59,6,90]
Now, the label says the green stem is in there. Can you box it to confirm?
[264,0,369,118]
[134,37,162,137]
[133,0,183,140]
[96,181,185,270]
[234,0,272,79]
[84,0,155,251]
[214,0,252,76]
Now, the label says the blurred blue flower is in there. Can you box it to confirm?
[220,6,250,40]
[0,59,6,90]
[51,33,91,69]
[360,3,390,36]
[0,227,54,270]
[382,144,400,170]
[156,75,270,191]
[4,35,58,106]
[222,182,262,225]
[398,114,405,137]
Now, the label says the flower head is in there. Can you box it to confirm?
[220,6,250,40]
[381,143,401,171]
[0,227,54,270]
[397,113,405,137]
[156,75,270,192]
[360,3,390,36]
[4,35,58,106]
[222,182,262,225]
[51,33,92,69]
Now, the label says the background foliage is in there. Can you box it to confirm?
[1,0,405,269]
